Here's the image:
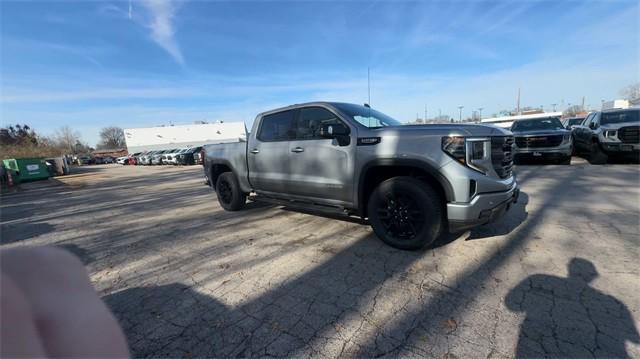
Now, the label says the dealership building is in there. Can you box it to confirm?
[124,122,246,154]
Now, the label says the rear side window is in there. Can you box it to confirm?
[258,111,294,141]
[296,107,343,140]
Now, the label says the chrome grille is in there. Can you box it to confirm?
[515,135,563,148]
[491,136,514,179]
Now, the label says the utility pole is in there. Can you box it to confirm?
[551,103,557,111]
[438,109,442,118]
[581,96,585,112]
[478,107,483,122]
[424,104,428,122]
[458,106,464,122]
[516,88,521,115]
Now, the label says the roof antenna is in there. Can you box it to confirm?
[367,67,371,126]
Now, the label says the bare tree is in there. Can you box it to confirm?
[97,126,126,150]
[620,83,640,104]
[54,126,81,154]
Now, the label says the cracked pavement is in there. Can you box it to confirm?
[1,159,639,358]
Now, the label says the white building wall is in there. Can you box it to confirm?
[124,122,246,153]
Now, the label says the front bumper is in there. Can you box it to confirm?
[447,181,520,233]
[601,142,640,153]
[513,142,572,156]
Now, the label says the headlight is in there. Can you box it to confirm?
[604,130,617,138]
[442,136,492,175]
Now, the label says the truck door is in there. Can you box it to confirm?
[247,110,295,194]
[575,113,594,151]
[287,106,356,204]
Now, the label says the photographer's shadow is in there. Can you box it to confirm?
[505,258,640,357]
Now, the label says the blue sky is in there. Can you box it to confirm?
[1,0,638,146]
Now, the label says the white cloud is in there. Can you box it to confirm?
[139,0,184,65]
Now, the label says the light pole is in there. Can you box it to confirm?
[551,103,557,111]
[458,106,464,122]
[478,107,483,122]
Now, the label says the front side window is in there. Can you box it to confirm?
[296,107,344,140]
[582,113,594,127]
[567,118,583,127]
[258,110,294,141]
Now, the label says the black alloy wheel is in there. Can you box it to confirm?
[367,176,443,250]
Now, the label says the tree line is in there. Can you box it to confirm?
[0,124,126,160]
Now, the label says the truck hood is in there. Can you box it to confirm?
[511,129,570,137]
[377,124,513,137]
[600,121,640,130]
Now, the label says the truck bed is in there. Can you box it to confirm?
[203,141,250,189]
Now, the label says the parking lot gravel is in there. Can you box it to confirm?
[1,160,639,358]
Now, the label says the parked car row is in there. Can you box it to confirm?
[510,107,639,164]
[73,155,116,165]
[117,146,204,166]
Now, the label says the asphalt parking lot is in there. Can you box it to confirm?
[1,159,639,358]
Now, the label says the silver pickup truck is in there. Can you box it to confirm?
[203,102,519,249]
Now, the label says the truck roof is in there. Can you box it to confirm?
[257,101,359,117]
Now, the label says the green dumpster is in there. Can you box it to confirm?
[2,158,50,183]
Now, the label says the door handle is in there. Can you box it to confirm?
[250,149,259,154]
[291,147,304,153]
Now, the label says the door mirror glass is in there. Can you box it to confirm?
[320,123,349,138]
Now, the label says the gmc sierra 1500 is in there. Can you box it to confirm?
[203,102,519,249]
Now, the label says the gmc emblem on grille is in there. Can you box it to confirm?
[527,137,546,141]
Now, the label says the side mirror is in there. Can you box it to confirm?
[589,122,598,130]
[320,123,349,138]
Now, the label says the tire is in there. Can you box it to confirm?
[367,176,444,250]
[589,141,608,165]
[215,172,246,211]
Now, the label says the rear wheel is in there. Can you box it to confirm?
[589,141,608,165]
[215,172,246,211]
[367,176,443,250]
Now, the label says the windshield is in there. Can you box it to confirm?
[332,103,402,128]
[601,110,639,125]
[511,117,564,131]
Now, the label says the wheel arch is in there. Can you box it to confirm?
[357,159,453,217]
[208,160,235,190]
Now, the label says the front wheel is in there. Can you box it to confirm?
[367,177,443,250]
[589,141,608,165]
[215,172,246,211]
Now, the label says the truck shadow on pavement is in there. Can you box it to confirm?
[505,258,640,357]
